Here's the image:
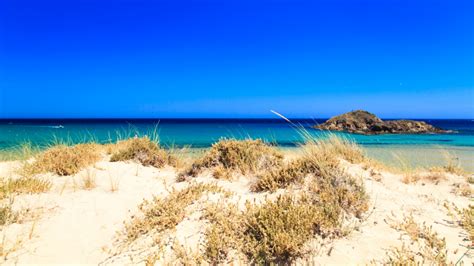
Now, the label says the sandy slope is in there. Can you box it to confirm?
[0,156,472,265]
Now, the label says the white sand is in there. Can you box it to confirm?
[0,156,472,265]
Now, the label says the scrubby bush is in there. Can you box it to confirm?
[204,181,368,264]
[125,183,226,241]
[387,216,447,264]
[181,139,283,180]
[242,195,321,263]
[0,204,17,226]
[110,137,176,168]
[253,136,358,192]
[25,143,100,176]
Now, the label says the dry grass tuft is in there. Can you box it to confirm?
[388,216,447,264]
[0,202,17,226]
[23,143,101,176]
[179,139,283,180]
[253,136,368,212]
[253,159,307,192]
[171,240,204,265]
[452,183,473,197]
[203,203,244,264]
[241,194,322,264]
[203,195,327,264]
[440,151,465,176]
[0,177,51,200]
[402,170,448,185]
[445,203,473,244]
[125,182,227,241]
[311,135,366,164]
[252,137,344,192]
[110,137,177,168]
[80,169,96,190]
[0,142,38,162]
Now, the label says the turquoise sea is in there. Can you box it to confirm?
[1,119,473,171]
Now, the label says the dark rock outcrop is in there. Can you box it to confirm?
[315,110,450,135]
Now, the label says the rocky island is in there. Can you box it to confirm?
[315,110,451,135]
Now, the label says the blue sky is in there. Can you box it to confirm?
[0,0,473,118]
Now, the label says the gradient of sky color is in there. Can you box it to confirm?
[0,0,473,118]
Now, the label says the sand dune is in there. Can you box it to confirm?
[0,151,472,265]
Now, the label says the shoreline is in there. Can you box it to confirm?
[2,143,474,173]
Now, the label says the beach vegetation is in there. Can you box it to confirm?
[203,203,244,264]
[110,137,177,168]
[204,186,368,264]
[80,169,96,190]
[125,182,227,241]
[0,142,38,162]
[388,216,447,264]
[0,203,17,226]
[452,183,472,197]
[445,203,474,244]
[23,143,101,176]
[0,177,51,200]
[179,139,283,180]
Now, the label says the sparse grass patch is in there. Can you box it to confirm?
[125,182,227,241]
[0,177,51,200]
[110,137,177,168]
[0,143,38,162]
[253,137,369,216]
[388,216,447,264]
[452,183,473,197]
[313,135,366,164]
[0,204,17,226]
[180,139,283,180]
[80,169,96,190]
[445,203,473,244]
[253,136,350,192]
[440,151,465,176]
[171,240,204,265]
[203,203,244,264]
[23,143,101,176]
[402,170,448,185]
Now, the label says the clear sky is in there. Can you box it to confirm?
[0,0,473,119]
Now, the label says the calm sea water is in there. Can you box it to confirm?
[1,119,473,148]
[1,119,473,170]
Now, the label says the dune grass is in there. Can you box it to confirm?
[125,182,227,241]
[203,195,324,264]
[388,216,447,264]
[204,185,368,264]
[110,137,177,168]
[22,143,101,176]
[0,203,17,226]
[0,177,51,200]
[201,135,369,263]
[253,135,365,193]
[179,139,284,180]
[445,203,473,244]
[0,143,39,162]
[0,176,51,226]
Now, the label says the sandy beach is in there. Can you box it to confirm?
[0,137,472,265]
